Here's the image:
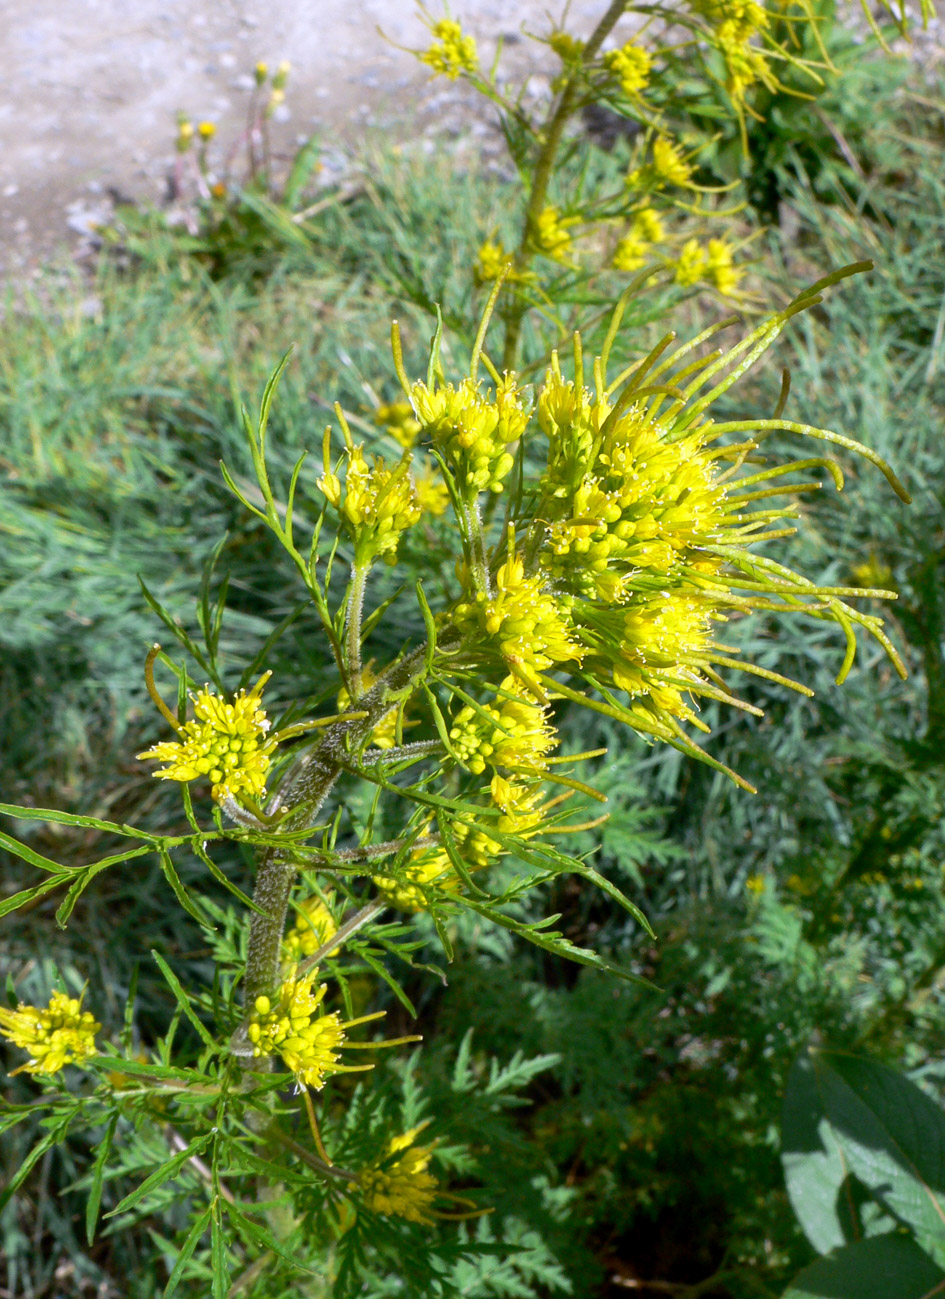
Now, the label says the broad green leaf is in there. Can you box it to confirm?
[782,1233,945,1299]
[783,1049,858,1254]
[804,1051,945,1262]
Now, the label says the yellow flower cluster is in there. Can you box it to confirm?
[137,675,277,804]
[531,205,577,263]
[628,137,694,192]
[453,547,583,689]
[376,784,549,912]
[691,0,775,105]
[319,443,420,566]
[281,895,339,966]
[359,1128,439,1223]
[248,975,371,1088]
[449,682,557,775]
[414,465,450,517]
[604,41,652,97]
[673,238,744,296]
[613,206,665,271]
[409,375,528,496]
[538,369,724,601]
[475,238,509,283]
[0,990,99,1076]
[374,400,421,449]
[419,18,478,79]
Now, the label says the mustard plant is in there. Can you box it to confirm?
[0,260,912,1291]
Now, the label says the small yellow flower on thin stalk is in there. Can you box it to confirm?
[705,237,744,297]
[613,207,665,271]
[137,674,277,804]
[0,990,99,1076]
[359,1128,439,1223]
[475,238,510,284]
[176,119,194,154]
[674,237,708,286]
[197,121,216,141]
[629,137,694,192]
[419,18,478,79]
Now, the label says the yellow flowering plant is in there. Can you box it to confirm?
[406,0,934,370]
[0,254,912,1292]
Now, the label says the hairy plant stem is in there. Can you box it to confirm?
[242,640,441,1008]
[345,561,369,698]
[501,0,630,372]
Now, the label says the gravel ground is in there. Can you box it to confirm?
[0,0,614,279]
[1,1,941,279]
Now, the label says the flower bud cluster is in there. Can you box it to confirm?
[689,0,774,106]
[247,976,347,1088]
[449,681,557,776]
[613,206,665,271]
[137,675,277,804]
[538,375,724,601]
[410,375,528,496]
[531,205,577,263]
[0,990,99,1076]
[358,1128,439,1223]
[603,41,652,97]
[628,136,694,192]
[318,444,420,566]
[453,549,584,688]
[419,19,478,79]
[281,895,339,966]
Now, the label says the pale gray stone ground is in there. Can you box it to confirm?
[0,0,940,277]
[0,0,612,277]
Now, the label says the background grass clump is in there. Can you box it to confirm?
[3,16,945,1297]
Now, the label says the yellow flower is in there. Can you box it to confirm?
[705,238,744,297]
[247,975,382,1088]
[745,874,766,894]
[613,234,649,272]
[197,121,216,140]
[137,674,277,804]
[176,120,194,154]
[453,546,584,688]
[449,680,558,775]
[359,1128,439,1223]
[254,61,269,85]
[318,442,420,566]
[0,990,99,1076]
[374,401,421,449]
[282,895,339,965]
[613,208,665,271]
[531,205,577,263]
[414,465,450,517]
[550,31,585,63]
[409,374,527,496]
[419,19,478,79]
[629,137,694,191]
[604,41,652,97]
[475,239,510,283]
[375,845,458,911]
[851,553,894,591]
[674,238,707,286]
[272,60,291,91]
